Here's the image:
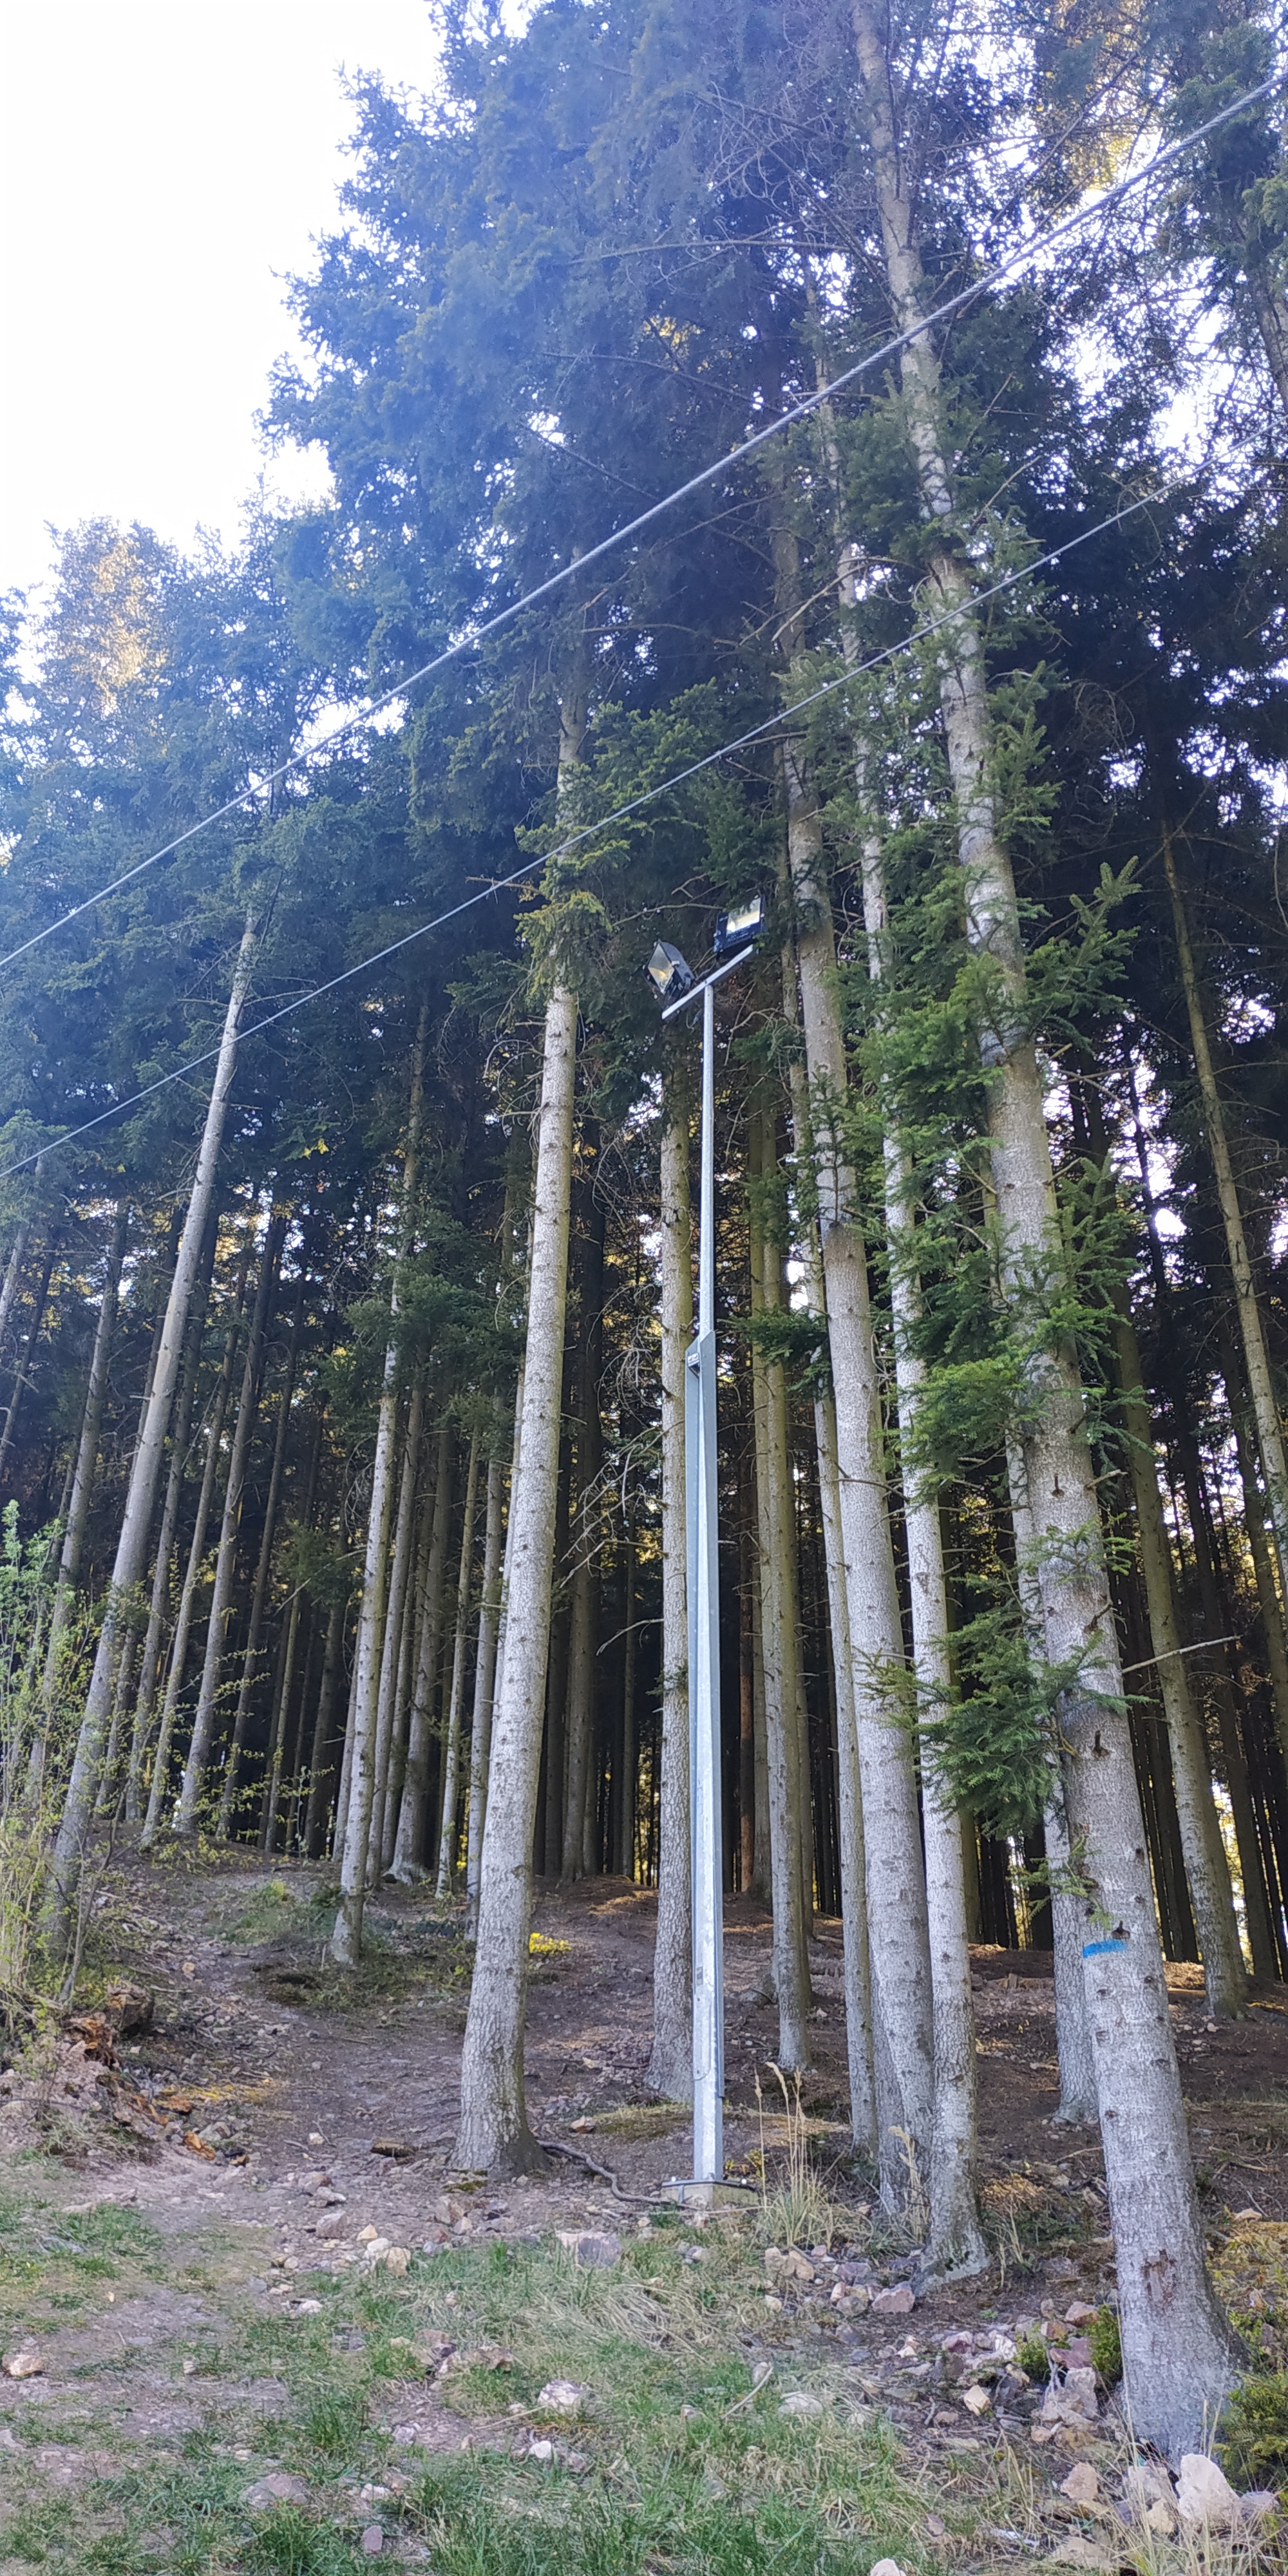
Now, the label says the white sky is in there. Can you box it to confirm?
[0,1,440,605]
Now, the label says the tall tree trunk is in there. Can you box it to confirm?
[44,1199,129,1687]
[616,1535,638,1879]
[748,1098,813,2074]
[647,1081,694,2102]
[1175,1425,1278,1981]
[783,1050,876,2153]
[1221,1323,1288,1770]
[454,978,578,2170]
[382,1502,426,1875]
[304,1598,348,1858]
[1106,1298,1246,2014]
[260,1405,325,1852]
[1160,821,1288,1600]
[331,1642,363,1859]
[328,1334,399,1964]
[140,1255,250,1846]
[176,1206,285,1835]
[218,1273,308,1835]
[849,0,1236,2443]
[48,913,259,1946]
[390,1422,453,1880]
[772,681,933,2180]
[739,1518,757,1893]
[260,1589,305,1852]
[1126,1072,1278,1980]
[0,1230,59,1482]
[562,1161,605,1879]
[368,1383,424,1874]
[436,1430,482,1897]
[0,1208,35,1369]
[856,809,984,2272]
[126,1214,218,1822]
[465,1448,506,1938]
[330,1012,427,1964]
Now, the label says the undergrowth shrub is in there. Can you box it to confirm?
[0,1506,93,2003]
[1219,2371,1288,2489]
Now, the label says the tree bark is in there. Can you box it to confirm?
[330,1011,427,1959]
[49,909,259,1942]
[772,646,933,2181]
[562,1162,605,1879]
[218,1272,308,1835]
[126,1214,219,1823]
[436,1428,482,1897]
[0,1211,34,1370]
[140,1255,250,1846]
[856,802,985,2274]
[849,1,1237,2444]
[0,1231,59,1483]
[176,1205,285,1835]
[1160,821,1288,1601]
[783,1046,876,2152]
[390,1422,453,1880]
[454,978,578,2170]
[1107,1299,1246,2015]
[304,1598,348,1857]
[748,1097,813,2074]
[368,1382,424,1873]
[465,1448,506,1938]
[328,1331,399,1965]
[647,1081,694,2102]
[616,1535,638,1879]
[43,1198,129,1687]
[260,1403,325,1852]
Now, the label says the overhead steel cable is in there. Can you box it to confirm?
[0,490,1151,1184]
[0,71,1273,981]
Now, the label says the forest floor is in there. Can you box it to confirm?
[3,1848,1288,2575]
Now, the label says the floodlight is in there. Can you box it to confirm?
[646,940,695,1002]
[712,893,765,956]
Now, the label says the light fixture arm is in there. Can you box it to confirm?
[659,941,753,1023]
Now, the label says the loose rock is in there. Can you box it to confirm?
[245,2471,310,2510]
[1059,2463,1100,2506]
[764,2248,815,2284]
[779,2392,824,2418]
[1121,2463,1173,2519]
[3,2351,43,2380]
[871,2286,915,2318]
[537,2379,588,2415]
[1176,2454,1240,2530]
[557,2229,621,2269]
[1039,2367,1098,2429]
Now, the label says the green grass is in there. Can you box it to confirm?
[220,1875,309,1945]
[0,2174,1021,2575]
[245,2507,370,2575]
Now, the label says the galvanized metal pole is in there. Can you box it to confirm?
[686,976,723,2184]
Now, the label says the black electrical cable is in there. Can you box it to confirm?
[0,490,1151,1184]
[0,71,1272,981]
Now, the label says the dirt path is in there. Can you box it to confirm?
[2,1850,1287,2571]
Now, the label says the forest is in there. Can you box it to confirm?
[2,0,1288,2482]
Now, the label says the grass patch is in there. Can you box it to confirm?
[246,2504,368,2573]
[220,1876,308,1945]
[0,2491,77,2560]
